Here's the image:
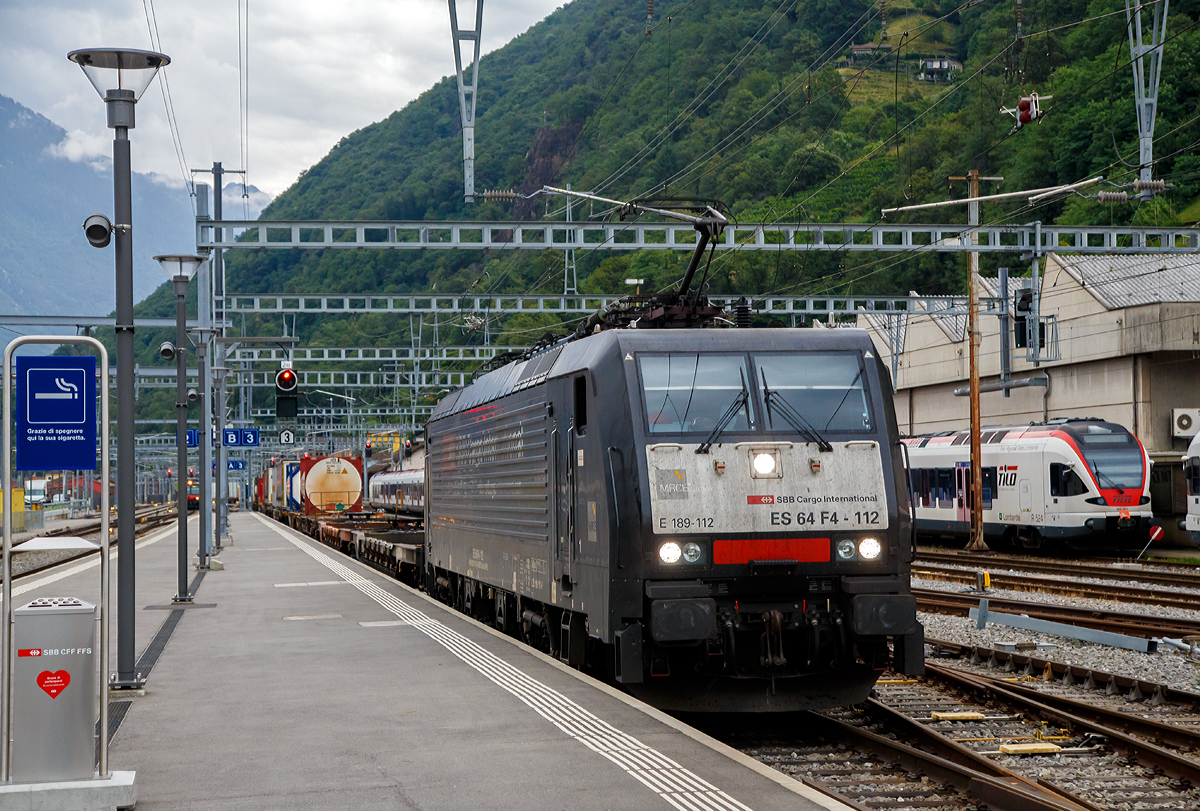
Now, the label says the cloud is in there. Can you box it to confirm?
[45,128,110,172]
[2,0,561,203]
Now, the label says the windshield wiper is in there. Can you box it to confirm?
[1091,462,1125,494]
[696,370,748,454]
[823,366,865,431]
[761,370,833,453]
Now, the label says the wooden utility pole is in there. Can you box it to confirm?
[950,169,1002,551]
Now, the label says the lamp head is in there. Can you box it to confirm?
[67,48,169,101]
[153,254,206,283]
[158,341,177,361]
[186,389,199,403]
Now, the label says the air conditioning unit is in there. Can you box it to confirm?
[1173,408,1200,438]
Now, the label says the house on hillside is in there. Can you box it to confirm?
[855,252,1200,541]
[848,42,893,62]
[917,58,962,82]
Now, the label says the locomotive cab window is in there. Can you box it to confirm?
[638,353,753,434]
[753,352,872,433]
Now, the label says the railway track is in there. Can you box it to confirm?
[865,665,1200,809]
[913,562,1200,611]
[7,505,178,582]
[925,638,1200,754]
[713,656,1200,810]
[913,587,1200,639]
[916,549,1200,591]
[712,709,1081,811]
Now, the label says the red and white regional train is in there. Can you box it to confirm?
[1183,434,1200,547]
[904,418,1157,552]
[366,469,425,515]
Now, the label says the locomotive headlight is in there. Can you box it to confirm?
[749,449,782,479]
[659,541,683,564]
[858,537,882,560]
[836,539,857,560]
[752,453,776,475]
[682,542,703,563]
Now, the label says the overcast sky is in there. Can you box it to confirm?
[2,0,562,204]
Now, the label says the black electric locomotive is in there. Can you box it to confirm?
[425,334,922,711]
[422,196,921,711]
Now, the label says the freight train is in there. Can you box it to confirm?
[903,418,1159,552]
[258,197,923,712]
[257,454,365,515]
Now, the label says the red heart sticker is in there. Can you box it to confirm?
[36,670,70,699]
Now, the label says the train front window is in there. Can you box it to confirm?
[1073,425,1143,490]
[754,353,872,433]
[638,353,753,434]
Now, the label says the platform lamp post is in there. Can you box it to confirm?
[68,47,169,687]
[155,255,205,604]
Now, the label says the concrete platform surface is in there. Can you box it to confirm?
[16,511,851,811]
[0,771,135,811]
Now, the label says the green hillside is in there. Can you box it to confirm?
[85,0,1200,420]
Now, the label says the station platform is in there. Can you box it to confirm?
[16,511,851,811]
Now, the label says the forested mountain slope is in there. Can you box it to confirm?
[223,0,1200,318]
[103,0,1200,418]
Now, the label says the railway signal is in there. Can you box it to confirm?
[275,368,298,419]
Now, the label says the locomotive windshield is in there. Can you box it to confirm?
[755,353,872,433]
[1071,423,1144,490]
[637,351,874,436]
[639,353,753,434]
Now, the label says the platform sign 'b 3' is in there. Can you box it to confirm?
[16,356,97,471]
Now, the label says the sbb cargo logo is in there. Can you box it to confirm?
[748,495,774,505]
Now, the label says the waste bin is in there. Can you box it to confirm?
[13,597,97,782]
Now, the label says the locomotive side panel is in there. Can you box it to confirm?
[426,387,554,604]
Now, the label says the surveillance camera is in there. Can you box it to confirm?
[186,389,199,403]
[83,214,113,249]
[159,341,177,361]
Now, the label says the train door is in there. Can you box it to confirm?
[955,462,970,525]
[551,380,573,593]
[571,373,604,570]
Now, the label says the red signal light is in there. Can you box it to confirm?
[275,368,298,393]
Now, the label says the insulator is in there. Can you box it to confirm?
[1096,191,1129,204]
[1132,179,1167,193]
[482,189,518,201]
[1017,98,1031,112]
[1018,110,1033,125]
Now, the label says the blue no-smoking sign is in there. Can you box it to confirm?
[16,356,97,471]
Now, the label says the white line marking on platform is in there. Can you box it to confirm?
[253,513,754,811]
[358,620,413,627]
[283,614,342,621]
[3,521,181,604]
[238,547,292,552]
[272,580,346,588]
